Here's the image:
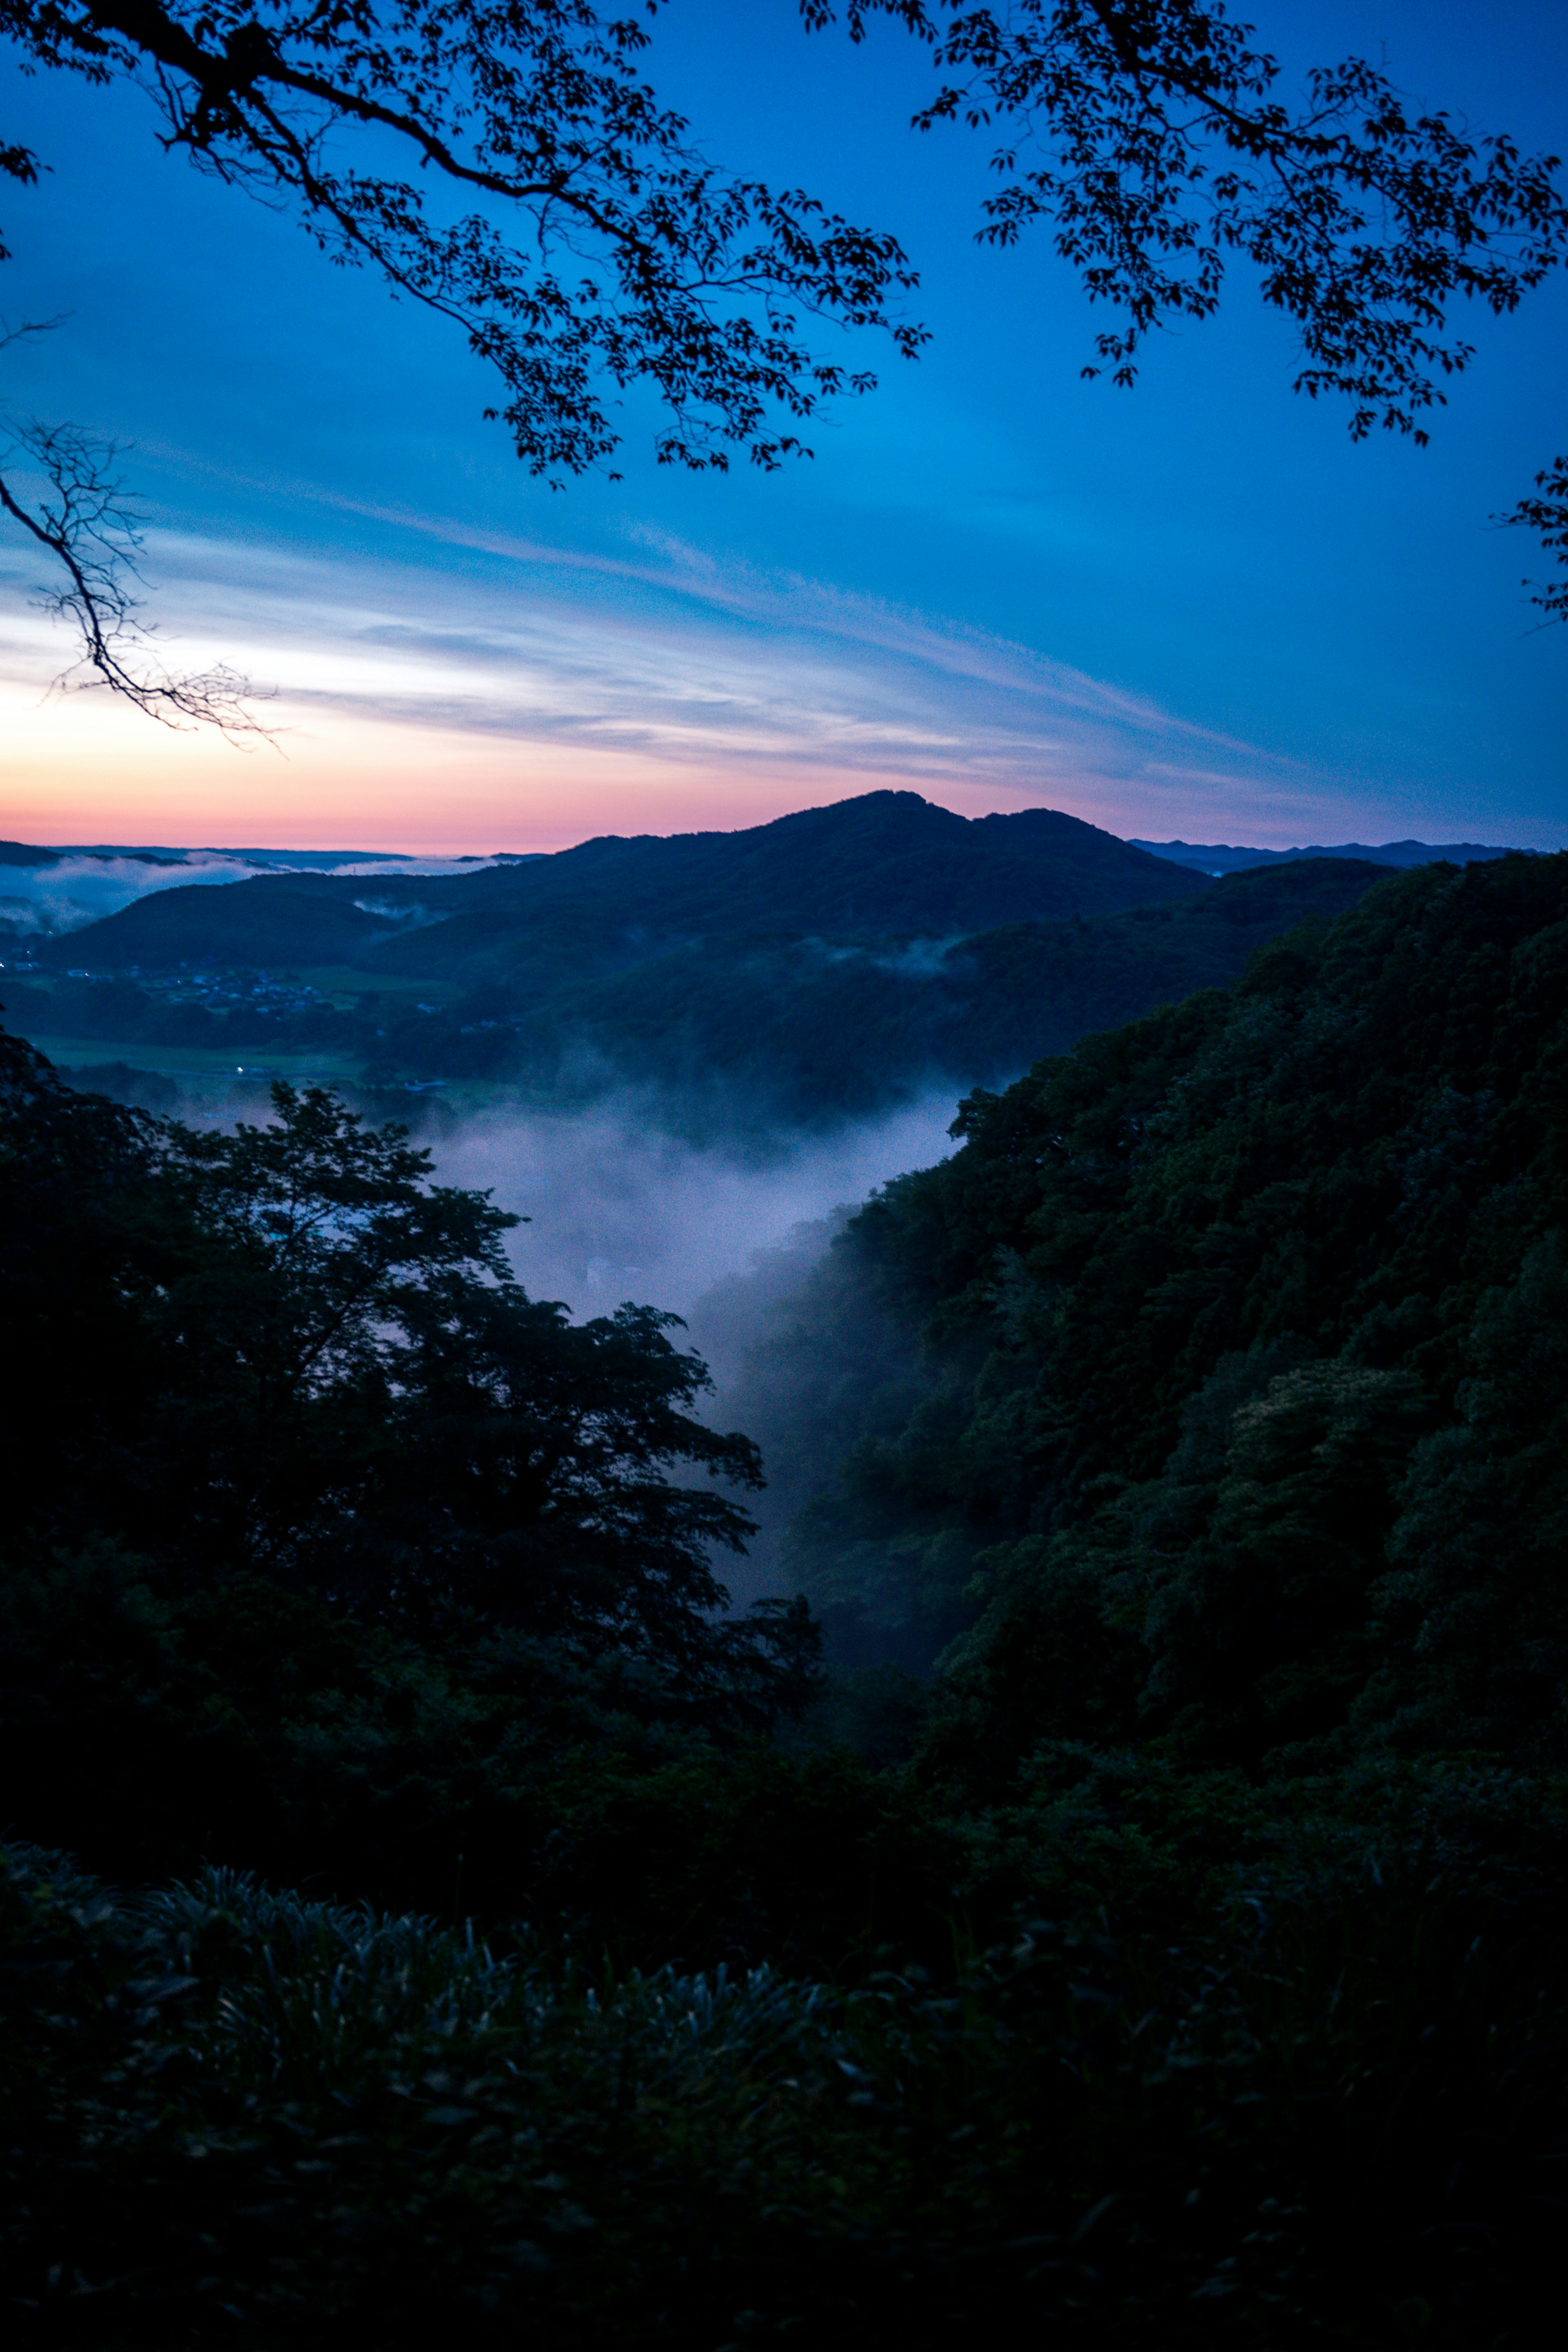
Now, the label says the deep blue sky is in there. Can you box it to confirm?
[0,0,1564,851]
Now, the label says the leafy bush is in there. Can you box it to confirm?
[5,1807,1565,2348]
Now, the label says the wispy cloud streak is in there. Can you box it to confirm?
[0,492,1350,840]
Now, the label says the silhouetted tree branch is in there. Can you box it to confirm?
[0,5,926,724]
[807,1,1568,612]
[0,343,267,731]
[2,0,926,481]
[1497,455,1568,627]
[2,4,1564,633]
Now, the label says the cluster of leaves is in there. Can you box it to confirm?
[813,0,1568,440]
[3,0,924,479]
[0,0,922,720]
[10,2,1557,473]
[1501,449,1568,624]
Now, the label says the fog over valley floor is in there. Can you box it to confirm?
[396,1090,963,1610]
[4,0,1566,2319]
[0,840,515,937]
[433,1089,957,1325]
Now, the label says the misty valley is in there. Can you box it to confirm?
[4,800,1567,2345]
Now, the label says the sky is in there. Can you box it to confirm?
[0,0,1564,855]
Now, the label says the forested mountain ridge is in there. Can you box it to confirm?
[23,793,1208,981]
[484,857,1388,1118]
[744,853,1568,1776]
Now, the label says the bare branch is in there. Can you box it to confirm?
[0,403,270,734]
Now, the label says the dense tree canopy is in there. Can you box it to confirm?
[753,851,1568,1772]
[0,1030,804,1676]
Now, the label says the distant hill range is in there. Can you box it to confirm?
[16,795,1210,979]
[0,841,494,872]
[2,793,1448,1129]
[0,805,1522,961]
[1131,836,1523,877]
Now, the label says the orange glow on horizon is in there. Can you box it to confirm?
[0,687,1138,853]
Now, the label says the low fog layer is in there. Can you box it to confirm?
[0,851,503,936]
[431,1089,956,1323]
[26,1058,959,1612]
[1,854,270,938]
[429,1091,960,1608]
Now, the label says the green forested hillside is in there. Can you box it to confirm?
[753,855,1568,1773]
[4,853,1567,2343]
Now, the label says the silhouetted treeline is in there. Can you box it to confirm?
[0,1042,821,1914]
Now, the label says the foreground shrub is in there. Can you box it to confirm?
[5,1826,1564,2348]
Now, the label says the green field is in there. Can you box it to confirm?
[291,966,463,1008]
[13,1026,523,1120]
[17,1031,359,1082]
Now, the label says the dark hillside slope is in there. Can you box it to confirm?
[40,872,405,969]
[439,792,1212,935]
[754,855,1568,1752]
[45,792,1207,982]
[5,872,1568,2343]
[3,860,1389,1129]
[455,857,1388,1116]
